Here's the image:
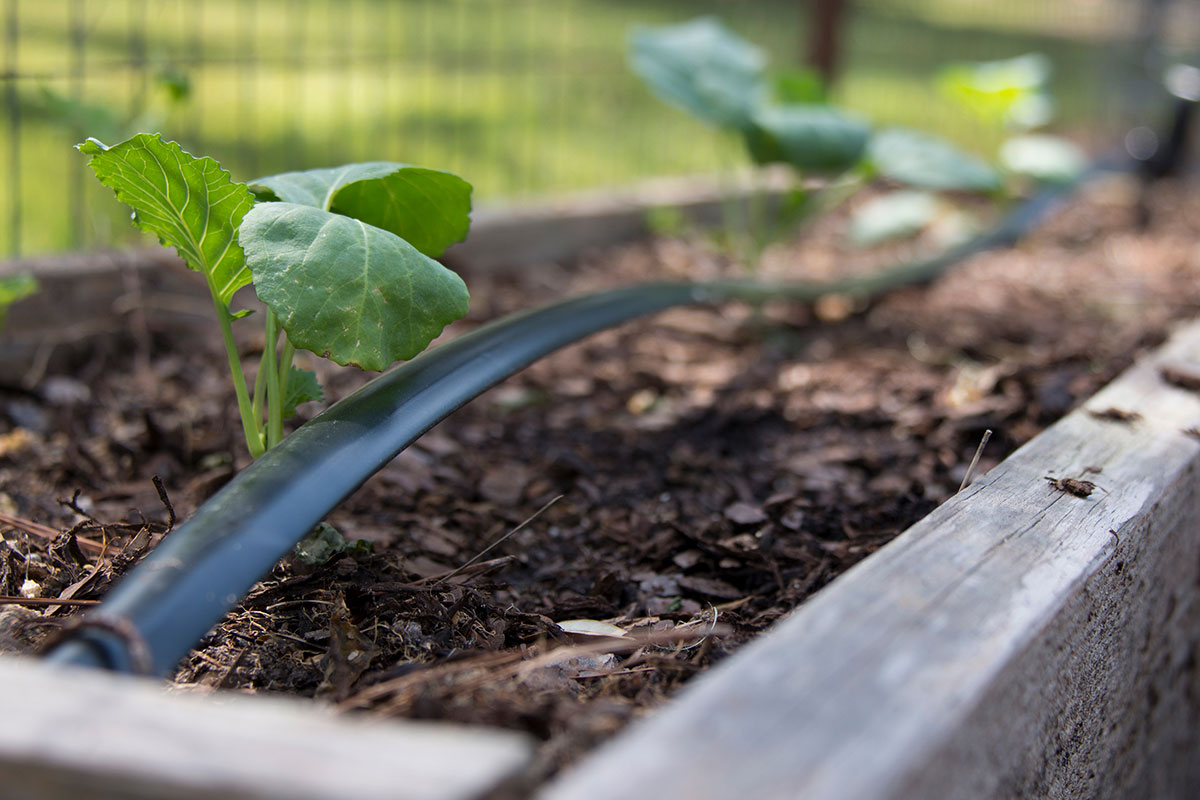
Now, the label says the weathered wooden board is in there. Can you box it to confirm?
[542,319,1200,800]
[0,656,532,800]
[444,169,792,272]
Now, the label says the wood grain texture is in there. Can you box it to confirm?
[0,657,532,800]
[542,320,1200,800]
[444,170,793,272]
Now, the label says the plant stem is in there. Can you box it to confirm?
[277,339,295,403]
[213,296,265,459]
[743,169,773,274]
[263,309,284,450]
[790,171,865,241]
[252,343,269,426]
[716,132,750,269]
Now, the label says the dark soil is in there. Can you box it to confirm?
[2,174,1199,784]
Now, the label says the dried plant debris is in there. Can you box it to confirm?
[1087,407,1141,424]
[4,176,1200,780]
[1045,476,1097,498]
[1160,366,1200,393]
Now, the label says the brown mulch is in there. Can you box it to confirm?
[1,173,1198,783]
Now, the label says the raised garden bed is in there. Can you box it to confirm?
[1,172,1199,796]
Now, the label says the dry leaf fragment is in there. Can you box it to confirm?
[724,501,767,526]
[1045,476,1096,498]
[557,619,629,638]
[479,464,531,506]
[319,594,379,700]
[1087,407,1141,424]
[676,575,743,599]
[1160,366,1200,392]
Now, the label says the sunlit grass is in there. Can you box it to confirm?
[3,0,1120,257]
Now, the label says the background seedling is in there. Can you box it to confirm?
[0,273,39,332]
[630,19,1088,262]
[629,18,1007,264]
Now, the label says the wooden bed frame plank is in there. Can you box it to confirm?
[542,319,1200,800]
[0,657,533,800]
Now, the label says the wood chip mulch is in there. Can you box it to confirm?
[1,173,1198,782]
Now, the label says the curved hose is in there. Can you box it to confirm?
[44,172,1098,675]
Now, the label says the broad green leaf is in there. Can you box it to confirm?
[281,366,324,417]
[744,104,870,172]
[250,164,392,208]
[0,273,39,329]
[999,134,1086,184]
[240,202,469,371]
[326,168,471,258]
[867,128,1001,192]
[79,134,255,307]
[847,191,939,246]
[629,17,767,131]
[251,163,472,258]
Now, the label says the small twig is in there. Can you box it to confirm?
[151,475,177,530]
[0,512,58,539]
[680,606,720,651]
[515,625,729,677]
[264,599,336,612]
[0,512,105,555]
[958,429,993,493]
[59,490,97,522]
[270,630,324,650]
[432,494,563,586]
[401,555,516,589]
[573,666,659,679]
[0,595,101,607]
[337,623,729,713]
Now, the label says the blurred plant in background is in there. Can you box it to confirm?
[0,0,1156,259]
[629,17,1015,264]
[939,53,1088,185]
[25,67,192,145]
[0,274,39,331]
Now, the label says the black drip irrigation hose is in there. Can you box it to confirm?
[44,162,1116,676]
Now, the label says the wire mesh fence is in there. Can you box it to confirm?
[1,0,1194,260]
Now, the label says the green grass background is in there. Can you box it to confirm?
[3,0,1133,257]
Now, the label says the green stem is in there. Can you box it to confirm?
[790,171,865,240]
[252,342,269,426]
[716,132,750,268]
[277,339,296,402]
[263,310,284,450]
[744,169,773,274]
[213,297,265,460]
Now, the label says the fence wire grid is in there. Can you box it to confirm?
[2,0,1196,259]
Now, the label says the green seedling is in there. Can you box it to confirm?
[938,52,1055,131]
[29,68,192,144]
[81,133,471,460]
[845,54,1090,249]
[0,273,39,331]
[629,17,1003,265]
[939,53,1087,185]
